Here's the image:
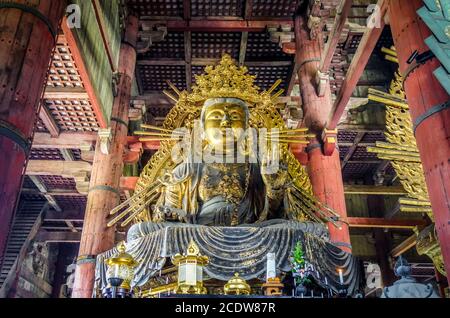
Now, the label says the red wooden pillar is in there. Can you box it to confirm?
[389,0,450,283]
[71,15,139,298]
[0,0,66,263]
[295,16,352,253]
[307,145,352,253]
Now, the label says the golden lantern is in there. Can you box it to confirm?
[224,273,251,295]
[105,241,138,291]
[171,241,209,294]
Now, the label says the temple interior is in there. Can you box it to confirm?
[0,0,449,299]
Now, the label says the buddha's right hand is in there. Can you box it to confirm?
[157,206,187,220]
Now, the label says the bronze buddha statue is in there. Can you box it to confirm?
[151,96,291,227]
[96,55,362,296]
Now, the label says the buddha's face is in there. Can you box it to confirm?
[203,102,247,148]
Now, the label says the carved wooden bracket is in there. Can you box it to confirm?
[98,128,112,155]
[267,24,295,53]
[315,70,330,97]
[322,128,338,156]
[129,100,146,121]
[73,171,90,195]
[138,22,167,54]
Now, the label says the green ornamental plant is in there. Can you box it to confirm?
[290,242,312,286]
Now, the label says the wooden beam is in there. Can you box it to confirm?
[32,132,97,149]
[327,0,388,129]
[44,209,84,222]
[138,58,293,68]
[346,217,427,229]
[336,123,385,132]
[341,132,366,170]
[138,59,186,66]
[185,31,192,91]
[91,0,116,73]
[320,0,353,73]
[38,103,60,138]
[166,20,294,32]
[43,87,89,100]
[35,231,125,243]
[239,32,249,66]
[286,61,299,96]
[28,176,62,212]
[35,231,81,243]
[183,0,191,20]
[61,18,107,128]
[391,234,417,257]
[244,0,253,20]
[60,149,75,161]
[344,185,407,196]
[26,160,92,177]
[21,189,85,197]
[65,220,78,233]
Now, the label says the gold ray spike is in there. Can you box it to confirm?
[267,134,316,138]
[166,80,182,96]
[381,47,397,57]
[140,124,176,134]
[271,89,285,100]
[134,131,187,138]
[139,137,183,142]
[267,79,282,95]
[280,128,310,133]
[269,140,310,144]
[163,90,178,103]
[109,181,160,215]
[120,192,161,227]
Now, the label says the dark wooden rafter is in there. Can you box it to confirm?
[60,149,75,161]
[183,0,191,20]
[91,0,116,73]
[21,189,85,197]
[344,185,407,196]
[341,131,366,170]
[38,102,60,138]
[286,62,299,96]
[44,209,84,222]
[28,176,62,212]
[245,0,253,20]
[138,59,293,66]
[327,0,388,129]
[319,0,353,73]
[185,31,192,90]
[33,132,97,149]
[239,32,249,66]
[184,1,192,90]
[35,231,125,243]
[345,217,427,230]
[391,234,418,257]
[238,0,252,66]
[164,20,294,32]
